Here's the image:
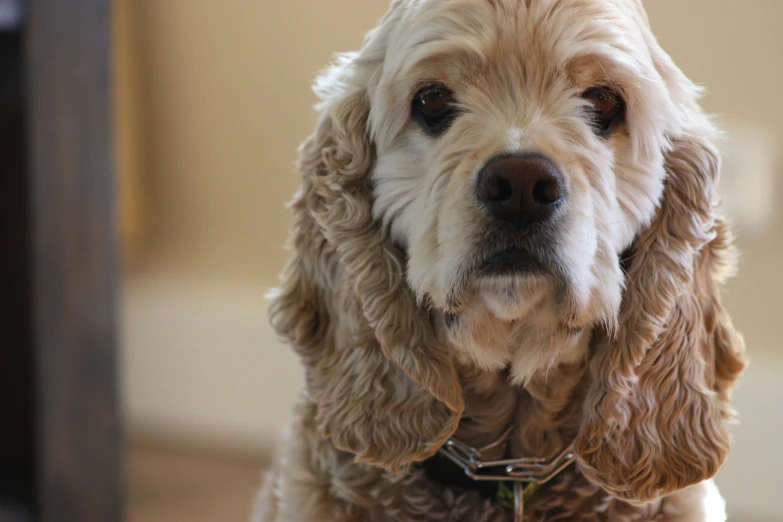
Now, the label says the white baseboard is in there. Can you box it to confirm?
[121,274,301,456]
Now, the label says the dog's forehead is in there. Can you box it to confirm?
[384,0,649,81]
[399,0,645,19]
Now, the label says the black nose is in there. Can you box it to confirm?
[476,153,565,224]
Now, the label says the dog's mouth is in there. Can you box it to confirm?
[477,247,549,278]
[443,244,555,313]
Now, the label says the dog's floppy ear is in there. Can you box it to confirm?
[269,8,463,474]
[575,21,747,503]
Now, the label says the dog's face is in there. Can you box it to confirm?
[365,0,678,380]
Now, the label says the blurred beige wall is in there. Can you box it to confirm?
[122,1,388,281]
[118,1,782,517]
[646,1,783,132]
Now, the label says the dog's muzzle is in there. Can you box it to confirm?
[473,153,566,278]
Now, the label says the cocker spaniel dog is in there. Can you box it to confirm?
[255,0,747,520]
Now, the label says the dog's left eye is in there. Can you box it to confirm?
[582,86,625,136]
[412,85,458,135]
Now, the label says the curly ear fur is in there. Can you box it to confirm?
[576,113,747,504]
[269,49,463,473]
[575,7,747,503]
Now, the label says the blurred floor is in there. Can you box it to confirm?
[127,442,266,522]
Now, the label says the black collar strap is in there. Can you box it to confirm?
[417,431,577,520]
[420,449,503,502]
[419,448,545,510]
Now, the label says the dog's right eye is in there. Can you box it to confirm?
[582,86,625,136]
[411,85,458,135]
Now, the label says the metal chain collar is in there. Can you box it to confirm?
[436,427,576,521]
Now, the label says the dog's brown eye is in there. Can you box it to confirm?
[412,85,458,135]
[582,86,625,136]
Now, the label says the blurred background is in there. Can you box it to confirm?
[60,0,783,520]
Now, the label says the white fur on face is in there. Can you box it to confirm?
[365,0,679,382]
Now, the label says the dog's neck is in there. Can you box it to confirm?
[454,359,588,462]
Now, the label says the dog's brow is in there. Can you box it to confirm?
[596,61,618,92]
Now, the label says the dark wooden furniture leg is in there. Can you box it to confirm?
[0,0,123,520]
[0,16,36,522]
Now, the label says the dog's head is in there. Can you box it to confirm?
[271,0,746,505]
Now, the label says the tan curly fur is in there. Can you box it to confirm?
[254,0,747,520]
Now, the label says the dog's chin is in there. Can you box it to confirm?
[472,248,553,321]
[478,274,550,321]
[443,273,588,381]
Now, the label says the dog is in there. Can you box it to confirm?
[254,0,747,520]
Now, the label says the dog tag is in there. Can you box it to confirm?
[513,482,524,521]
